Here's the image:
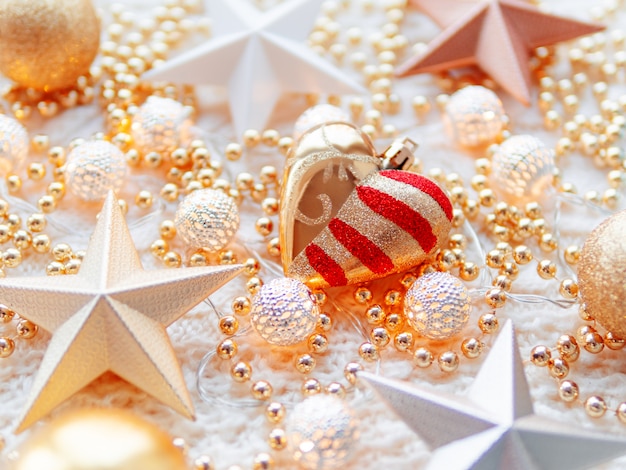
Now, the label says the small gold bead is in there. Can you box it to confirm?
[537,259,557,279]
[268,428,287,450]
[16,319,38,339]
[163,251,182,268]
[359,342,379,362]
[246,277,263,295]
[558,380,579,403]
[459,262,479,281]
[47,182,66,200]
[0,305,15,323]
[265,402,286,423]
[308,333,329,354]
[0,337,15,358]
[231,361,252,382]
[32,234,51,253]
[556,335,580,362]
[65,258,81,275]
[188,251,210,267]
[354,286,372,304]
[485,287,506,308]
[413,347,433,368]
[12,230,31,250]
[344,362,363,385]
[585,396,607,418]
[583,332,604,354]
[530,345,551,366]
[219,315,239,336]
[225,142,243,161]
[252,380,273,401]
[295,354,316,374]
[46,260,65,275]
[577,325,597,342]
[252,452,274,470]
[302,378,322,396]
[384,312,403,332]
[232,296,251,315]
[135,190,154,209]
[219,250,237,265]
[478,313,498,334]
[317,312,332,332]
[27,162,46,180]
[159,220,177,239]
[261,197,279,216]
[255,217,273,236]
[267,237,280,258]
[38,195,57,213]
[438,351,459,373]
[326,382,346,398]
[150,239,169,258]
[548,357,569,379]
[394,332,413,352]
[461,337,483,359]
[564,245,581,265]
[559,279,579,299]
[370,327,391,348]
[243,129,261,147]
[604,331,625,350]
[216,339,238,360]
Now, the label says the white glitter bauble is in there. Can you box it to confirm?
[174,189,239,252]
[405,271,471,340]
[443,86,505,147]
[250,278,319,346]
[131,96,192,155]
[293,104,350,140]
[0,114,28,174]
[65,140,127,201]
[491,134,555,201]
[287,395,359,470]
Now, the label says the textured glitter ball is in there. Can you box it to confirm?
[443,86,505,147]
[250,278,320,346]
[287,394,359,470]
[405,271,471,340]
[174,189,239,251]
[65,140,128,201]
[0,114,28,174]
[491,134,555,201]
[293,104,350,140]
[131,96,192,156]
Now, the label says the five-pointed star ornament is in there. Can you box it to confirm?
[360,320,626,470]
[0,192,243,432]
[398,0,604,104]
[143,0,364,137]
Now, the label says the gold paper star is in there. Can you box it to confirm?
[399,0,604,103]
[361,321,626,470]
[0,193,243,432]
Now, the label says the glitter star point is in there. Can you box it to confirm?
[360,321,626,470]
[399,0,605,103]
[0,192,243,432]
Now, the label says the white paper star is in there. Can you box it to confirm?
[0,193,243,432]
[142,0,363,137]
[360,321,626,470]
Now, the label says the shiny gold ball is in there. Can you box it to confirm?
[579,210,626,338]
[11,408,187,470]
[0,0,100,91]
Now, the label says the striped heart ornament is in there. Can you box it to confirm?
[287,169,453,288]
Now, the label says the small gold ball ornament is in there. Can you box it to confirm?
[579,209,626,338]
[10,408,187,470]
[0,0,100,91]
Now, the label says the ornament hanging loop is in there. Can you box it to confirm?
[380,137,416,170]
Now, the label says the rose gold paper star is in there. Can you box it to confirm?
[361,321,626,470]
[398,0,604,104]
[0,193,243,432]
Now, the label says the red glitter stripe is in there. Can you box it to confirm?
[328,218,394,275]
[305,244,347,287]
[357,185,437,252]
[379,170,453,220]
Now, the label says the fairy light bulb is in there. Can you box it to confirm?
[404,271,471,340]
[65,140,127,201]
[287,394,359,470]
[0,114,28,174]
[250,278,320,346]
[443,86,506,147]
[174,188,239,252]
[491,134,555,201]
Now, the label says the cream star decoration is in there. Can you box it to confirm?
[0,192,243,432]
[143,0,363,137]
[398,0,604,104]
[360,321,626,470]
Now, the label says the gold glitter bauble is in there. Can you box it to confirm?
[10,408,187,470]
[0,0,100,91]
[579,210,626,338]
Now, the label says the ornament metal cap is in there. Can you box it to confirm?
[380,137,417,171]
